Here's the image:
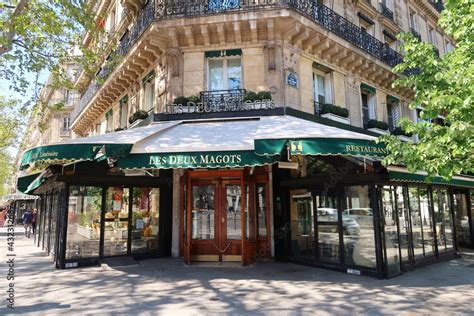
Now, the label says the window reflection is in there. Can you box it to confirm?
[192,186,215,240]
[381,187,401,277]
[132,188,160,254]
[104,187,129,256]
[408,188,425,258]
[256,184,267,237]
[454,193,471,247]
[290,190,315,260]
[66,186,102,259]
[315,193,340,263]
[343,185,376,268]
[226,185,242,240]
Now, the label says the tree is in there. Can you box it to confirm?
[380,0,474,179]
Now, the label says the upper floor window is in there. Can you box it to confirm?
[361,84,376,128]
[358,12,375,36]
[445,40,453,53]
[207,57,242,91]
[428,26,437,46]
[62,116,70,132]
[105,110,113,133]
[142,71,155,112]
[386,97,400,132]
[119,96,128,128]
[313,71,333,105]
[409,10,418,31]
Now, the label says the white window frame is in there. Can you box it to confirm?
[120,101,128,128]
[313,70,333,105]
[206,56,242,91]
[428,25,437,46]
[142,80,155,112]
[409,10,418,31]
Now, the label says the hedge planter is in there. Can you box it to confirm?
[321,113,351,124]
[367,128,389,135]
[397,135,413,142]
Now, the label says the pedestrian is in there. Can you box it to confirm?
[32,208,38,235]
[22,208,33,238]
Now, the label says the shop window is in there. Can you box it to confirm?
[381,186,401,277]
[132,188,160,255]
[226,184,242,240]
[342,185,376,269]
[396,187,411,266]
[433,189,454,252]
[361,87,376,128]
[50,194,59,256]
[104,187,130,257]
[207,57,242,91]
[408,187,435,258]
[66,186,102,260]
[256,184,267,238]
[315,192,340,264]
[453,192,471,247]
[313,72,333,106]
[290,190,315,260]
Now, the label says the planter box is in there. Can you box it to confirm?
[76,224,94,239]
[368,128,389,135]
[129,119,144,128]
[397,135,413,142]
[321,113,350,124]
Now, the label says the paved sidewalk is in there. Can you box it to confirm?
[1,226,473,315]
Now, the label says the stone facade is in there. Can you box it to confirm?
[68,0,452,136]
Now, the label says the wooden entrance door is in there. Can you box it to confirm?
[187,179,244,262]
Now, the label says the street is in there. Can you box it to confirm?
[1,226,473,315]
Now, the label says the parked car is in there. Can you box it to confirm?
[343,208,374,228]
[317,208,360,236]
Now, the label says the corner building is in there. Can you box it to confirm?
[17,0,474,278]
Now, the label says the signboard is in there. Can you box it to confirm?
[165,99,276,115]
[287,72,298,88]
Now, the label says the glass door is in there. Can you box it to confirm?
[221,183,243,261]
[102,187,130,257]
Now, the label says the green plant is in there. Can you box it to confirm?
[391,127,413,137]
[367,119,389,130]
[244,91,258,102]
[257,91,272,100]
[320,104,349,118]
[128,110,149,124]
[188,95,201,103]
[173,96,188,105]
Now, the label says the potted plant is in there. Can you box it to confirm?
[320,103,350,124]
[391,127,413,141]
[128,110,149,125]
[366,119,389,135]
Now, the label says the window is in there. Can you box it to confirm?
[119,97,128,128]
[207,57,242,91]
[143,81,155,112]
[444,40,453,53]
[361,86,376,128]
[429,26,437,45]
[131,188,160,255]
[62,116,70,132]
[387,100,399,131]
[409,10,418,31]
[342,185,376,268]
[105,110,113,133]
[66,186,102,260]
[256,184,267,237]
[313,72,333,105]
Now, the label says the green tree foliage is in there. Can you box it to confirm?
[380,0,473,179]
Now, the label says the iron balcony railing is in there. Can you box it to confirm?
[200,89,246,111]
[379,3,394,21]
[71,80,100,123]
[428,0,444,13]
[75,0,406,124]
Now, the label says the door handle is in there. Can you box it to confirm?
[222,217,225,223]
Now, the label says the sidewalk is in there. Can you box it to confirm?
[1,225,473,315]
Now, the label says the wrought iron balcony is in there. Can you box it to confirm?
[75,0,407,125]
[200,89,246,111]
[379,3,394,21]
[71,80,100,124]
[428,0,444,13]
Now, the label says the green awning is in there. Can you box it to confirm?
[388,168,474,188]
[20,122,179,170]
[387,95,400,103]
[17,173,42,193]
[205,49,242,58]
[119,151,277,170]
[24,173,46,194]
[361,83,376,94]
[255,138,387,157]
